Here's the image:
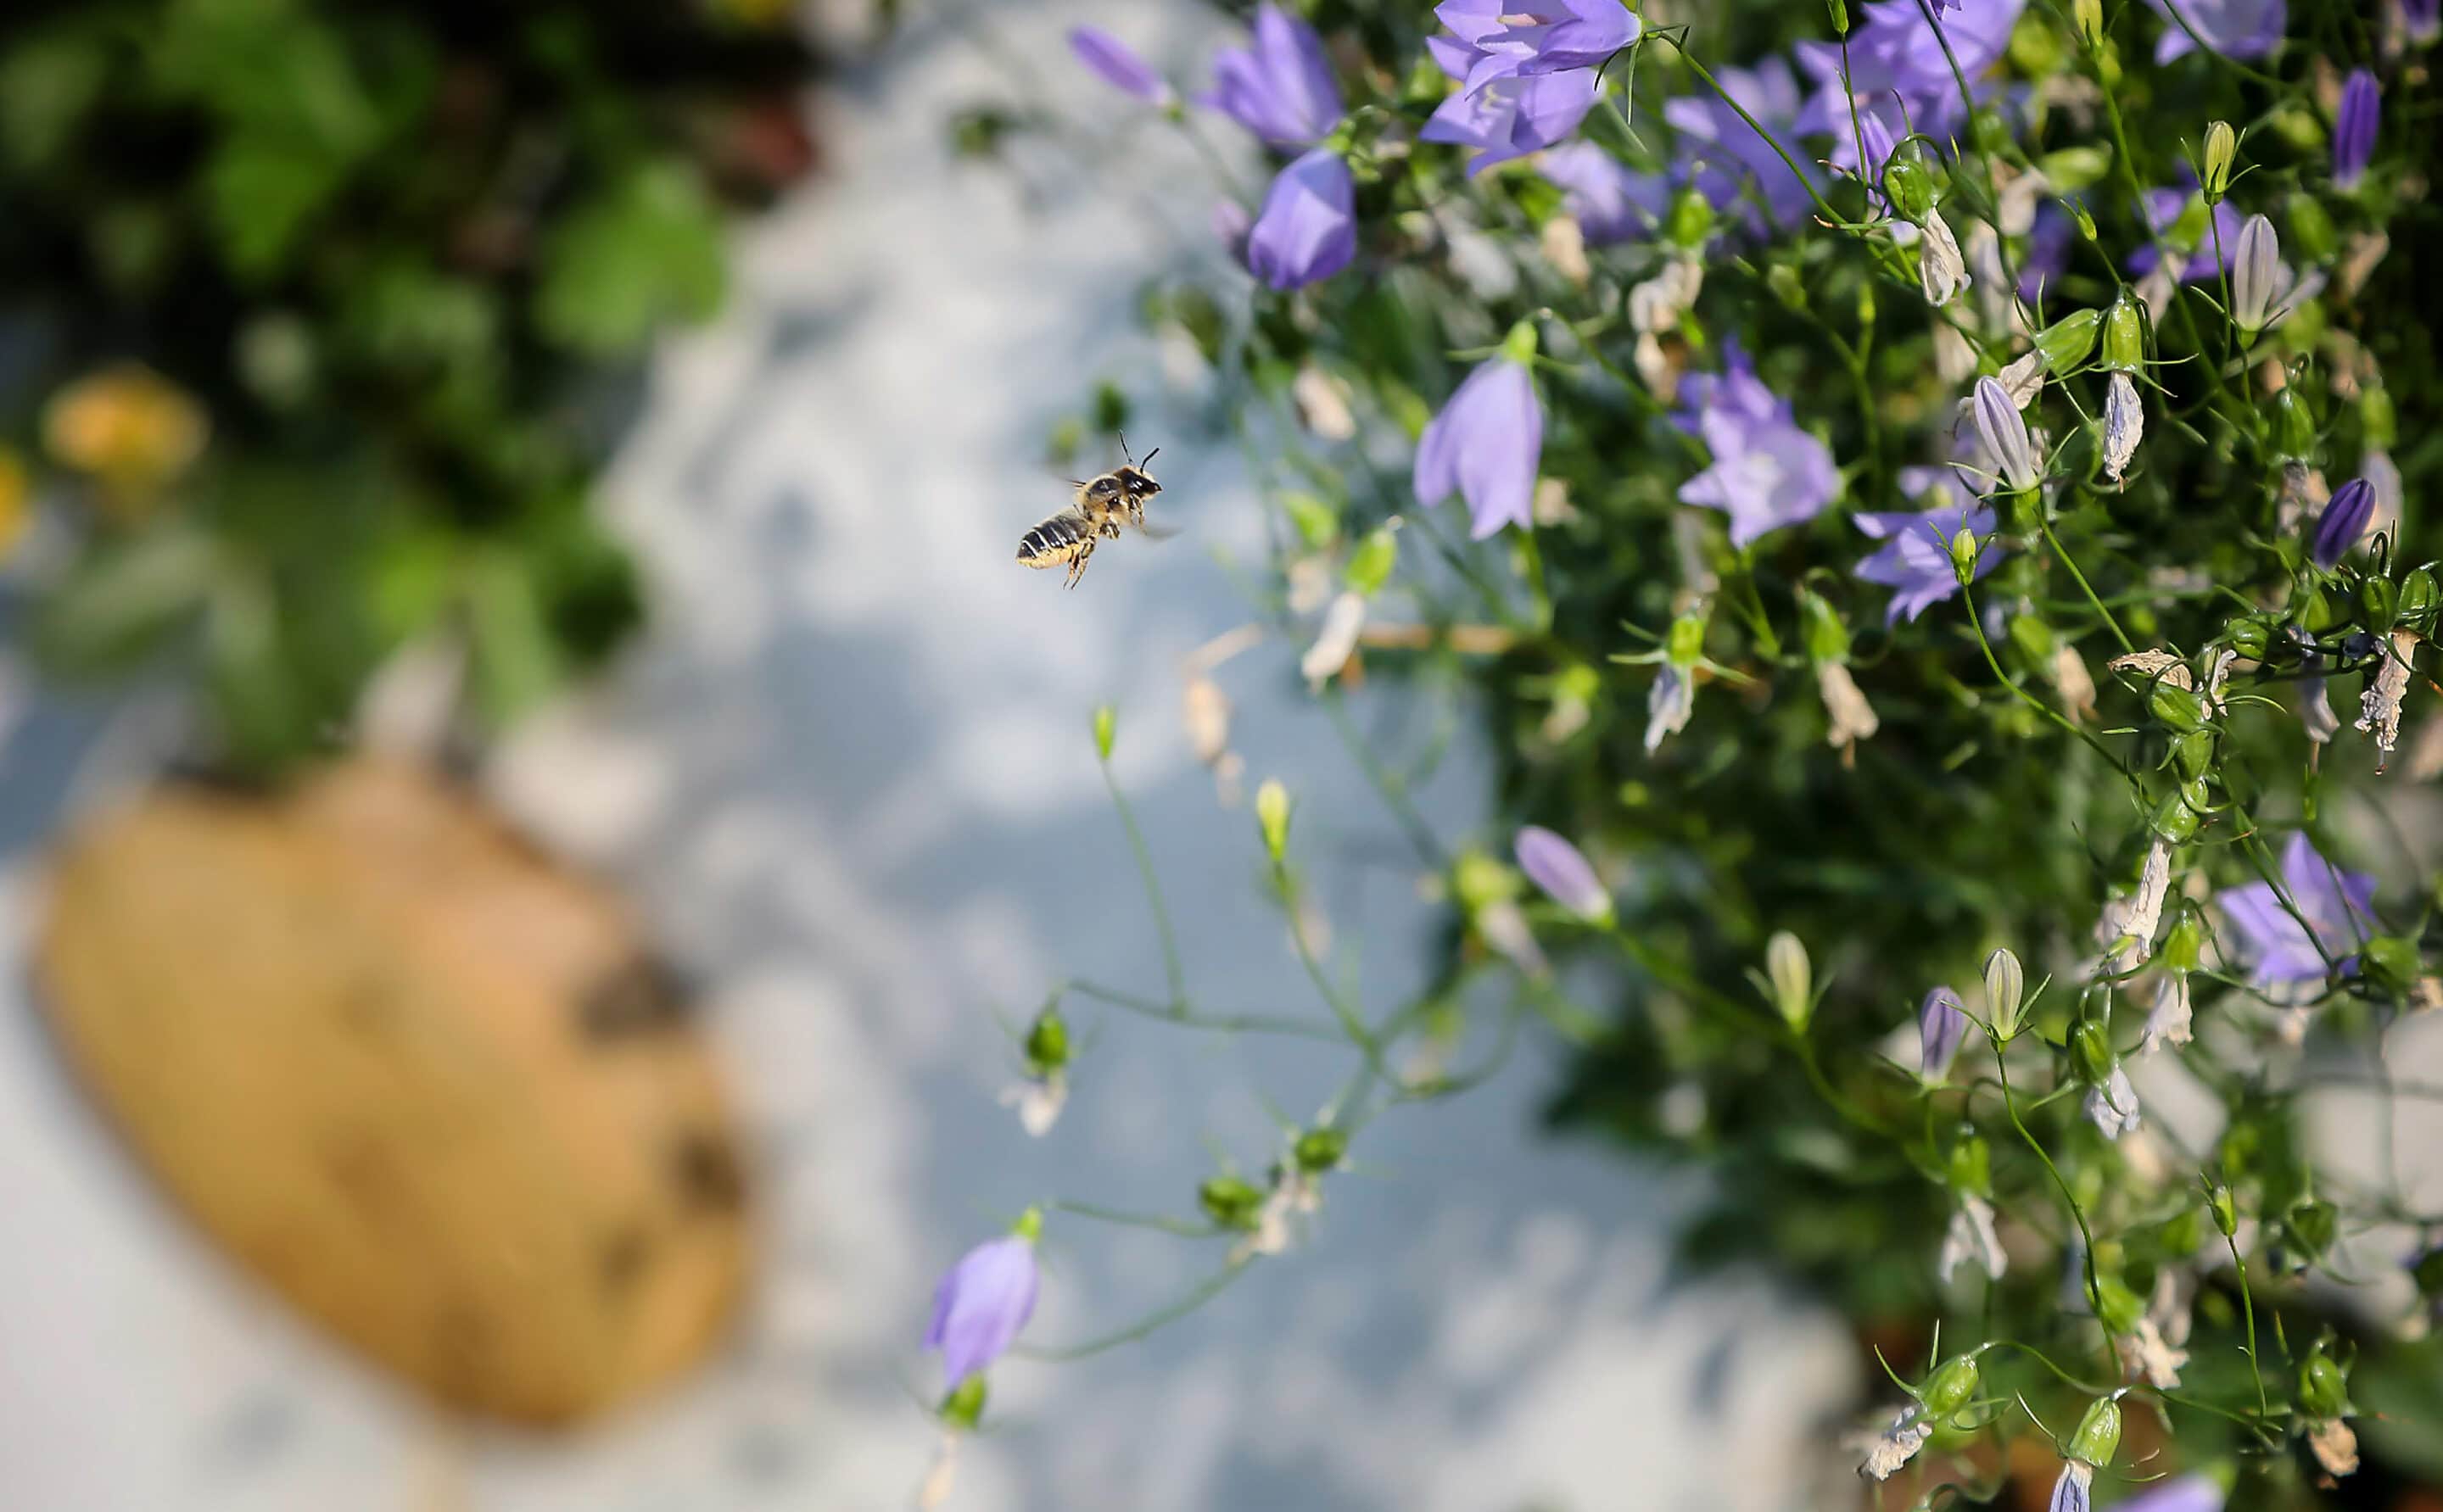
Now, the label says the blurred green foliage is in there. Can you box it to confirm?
[0,0,819,771]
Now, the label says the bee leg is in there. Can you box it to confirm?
[1065,542,1092,588]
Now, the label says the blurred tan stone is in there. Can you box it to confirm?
[36,760,751,1426]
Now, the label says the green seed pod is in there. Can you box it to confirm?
[2100,295,2144,373]
[1921,1354,1981,1417]
[2036,308,2102,372]
[2360,934,2420,996]
[2398,568,2438,633]
[1093,705,1118,761]
[1344,524,1399,595]
[1767,261,1808,310]
[1666,609,1707,665]
[2361,574,2400,633]
[2273,388,2317,462]
[1293,1124,1349,1174]
[1665,187,1714,249]
[2207,1183,2238,1237]
[2070,1019,2115,1085]
[1198,1174,1264,1230]
[2164,912,2204,974]
[2149,681,2209,733]
[1882,155,1936,224]
[2172,728,2216,782]
[1026,1007,1071,1072]
[2067,1396,2122,1467]
[2227,618,2272,661]
[2069,198,2099,242]
[2151,778,2209,843]
[2297,1345,2349,1420]
[1948,1130,1993,1196]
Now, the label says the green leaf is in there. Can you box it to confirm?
[465,553,567,726]
[535,160,728,356]
[204,131,349,280]
[31,527,221,678]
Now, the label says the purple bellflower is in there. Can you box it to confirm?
[2312,476,2376,567]
[2116,1475,2226,1512]
[1538,142,1669,245]
[1853,475,1999,624]
[1919,987,1969,1082]
[1429,0,1641,86]
[2148,0,2286,62]
[1247,148,1356,289]
[1794,1,2024,171]
[1662,59,1817,232]
[925,1227,1041,1389]
[2409,0,2441,44]
[2216,831,2377,989]
[1421,63,1599,175]
[1674,353,1840,547]
[2334,68,2379,189]
[1068,27,1174,108]
[1516,826,1612,920]
[1416,354,1542,538]
[1205,4,1342,145]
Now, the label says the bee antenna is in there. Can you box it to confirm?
[1117,429,1134,467]
[1139,447,1160,469]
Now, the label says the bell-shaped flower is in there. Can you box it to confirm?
[1919,986,1968,1082]
[2334,68,2379,188]
[1415,354,1541,538]
[1515,825,1612,921]
[924,1224,1041,1388]
[1939,1192,2007,1281]
[2084,1063,2142,1140]
[1538,142,1669,245]
[1245,148,1356,290]
[1663,59,1818,232]
[2310,476,2375,568]
[2146,0,2285,62]
[2103,371,2144,487]
[2229,213,2283,333]
[1421,67,1598,175]
[1852,486,2001,624]
[1674,351,1839,546]
[1205,4,1342,145]
[2215,831,2376,990]
[1430,0,1641,83]
[1971,375,2041,492]
[1069,26,1175,107]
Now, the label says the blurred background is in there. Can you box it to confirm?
[0,2,1864,1509]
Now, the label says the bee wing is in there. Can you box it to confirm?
[1130,516,1181,542]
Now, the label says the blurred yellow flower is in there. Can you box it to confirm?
[42,365,207,509]
[0,446,28,557]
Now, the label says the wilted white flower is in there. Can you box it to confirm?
[2097,840,2173,966]
[2115,1315,2189,1389]
[1629,256,1703,334]
[2308,1418,2360,1477]
[1998,350,2046,409]
[998,1071,1067,1137]
[1940,1192,2007,1281]
[1646,661,1694,753]
[1292,365,1357,440]
[2085,1064,2143,1141]
[2055,644,2098,723]
[2139,971,2193,1054]
[1819,661,1881,750]
[1232,1164,1322,1264]
[2365,448,2403,540]
[2103,371,2144,486]
[1301,590,1367,686]
[2356,629,2415,767]
[1919,210,1972,307]
[1856,1406,1931,1481]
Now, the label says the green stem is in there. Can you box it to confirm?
[1101,753,1186,1010]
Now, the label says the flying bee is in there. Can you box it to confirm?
[1016,435,1171,588]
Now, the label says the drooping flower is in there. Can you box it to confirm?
[1919,986,1968,1082]
[2215,831,2377,990]
[1674,353,1840,547]
[2096,839,2173,966]
[1415,354,1541,539]
[924,1225,1041,1388]
[1939,1192,2007,1281]
[1646,661,1694,753]
[1246,148,1357,290]
[1662,59,1818,232]
[2311,476,2376,567]
[1856,1405,1932,1481]
[999,1071,1068,1137]
[1205,4,1342,145]
[2357,628,2414,766]
[1516,825,1612,920]
[1971,375,2042,492]
[1819,661,1881,750]
[2230,213,2283,332]
[1853,488,2000,624]
[2103,371,2144,487]
[1917,211,1973,307]
[1421,65,1599,175]
[1537,142,1669,244]
[2334,68,2380,188]
[1069,26,1175,107]
[2147,0,2287,61]
[2140,970,2193,1053]
[2085,1063,2142,1140]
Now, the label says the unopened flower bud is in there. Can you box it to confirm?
[1093,704,1117,761]
[2290,1198,2338,1255]
[2273,388,2317,463]
[2068,198,2099,242]
[1665,608,1707,666]
[1767,262,1808,310]
[1767,931,1813,1029]
[2066,1397,2122,1467]
[2070,1018,2114,1085]
[2200,120,2237,200]
[1826,0,1850,33]
[1882,155,1935,224]
[2072,0,2105,47]
[1665,187,1713,250]
[1344,525,1398,594]
[2036,308,2101,372]
[2230,214,2280,335]
[1255,779,1293,862]
[1950,527,1982,584]
[2298,1345,2349,1420]
[1920,1354,1981,1417]
[1800,589,1851,665]
[2163,912,2203,973]
[1984,948,2025,1041]
[1199,1174,1264,1230]
[2206,1182,2237,1236]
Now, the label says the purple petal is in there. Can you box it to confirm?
[1417,358,1542,538]
[925,1236,1039,1388]
[1919,986,1968,1080]
[1246,149,1356,290]
[2116,1473,2227,1512]
[1068,26,1173,106]
[2311,477,2375,568]
[1516,825,1609,918]
[1205,4,1342,144]
[2334,68,2379,188]
[2149,0,2286,61]
[1537,142,1669,244]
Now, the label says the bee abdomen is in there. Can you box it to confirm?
[1017,512,1091,566]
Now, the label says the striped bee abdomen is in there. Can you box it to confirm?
[1017,511,1093,568]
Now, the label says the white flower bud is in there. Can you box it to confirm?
[1918,210,1972,308]
[2231,214,2281,334]
[2103,370,2144,487]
